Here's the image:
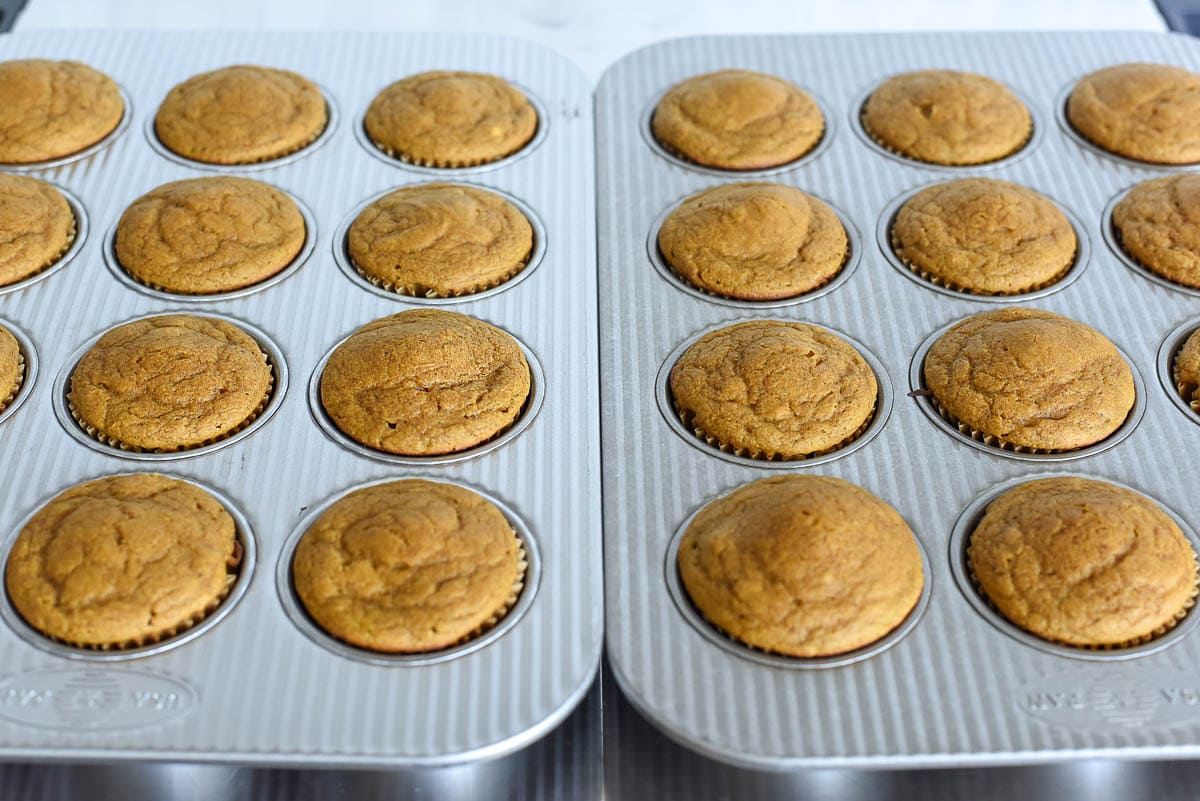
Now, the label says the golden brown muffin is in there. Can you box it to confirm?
[1067,63,1200,165]
[669,320,877,459]
[891,178,1077,295]
[4,473,240,648]
[862,70,1032,166]
[292,479,526,654]
[679,475,924,658]
[115,177,306,295]
[657,183,848,300]
[0,59,124,164]
[0,173,76,288]
[923,308,1135,452]
[68,315,273,451]
[320,310,530,456]
[0,324,23,412]
[969,477,1197,648]
[1112,174,1200,289]
[1175,328,1200,411]
[364,71,537,168]
[155,65,327,165]
[347,183,533,297]
[652,70,824,171]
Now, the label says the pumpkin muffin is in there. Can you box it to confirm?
[115,176,306,295]
[0,323,23,413]
[1112,174,1200,289]
[0,173,76,288]
[923,308,1135,452]
[320,310,531,456]
[347,183,533,297]
[155,65,328,165]
[652,70,825,171]
[364,71,537,168]
[1067,63,1200,165]
[969,477,1197,648]
[4,473,241,649]
[0,59,124,164]
[669,320,877,459]
[657,183,848,300]
[891,178,1077,295]
[292,479,526,654]
[1174,328,1200,411]
[68,315,273,452]
[862,70,1032,166]
[678,475,924,658]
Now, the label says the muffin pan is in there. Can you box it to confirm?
[599,31,1200,769]
[0,31,600,767]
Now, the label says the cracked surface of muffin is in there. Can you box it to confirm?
[0,323,23,413]
[0,59,124,164]
[0,173,76,288]
[1112,174,1200,289]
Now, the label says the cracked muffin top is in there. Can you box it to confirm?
[891,178,1077,295]
[652,69,824,171]
[669,320,877,459]
[0,173,76,288]
[319,310,530,456]
[923,308,1135,451]
[154,65,327,165]
[862,69,1031,165]
[0,323,22,410]
[292,479,525,654]
[1175,329,1200,409]
[969,477,1196,648]
[68,315,273,451]
[1112,173,1200,289]
[5,473,240,648]
[0,59,124,164]
[657,182,847,300]
[678,475,924,658]
[364,71,537,167]
[347,183,533,297]
[1067,63,1200,164]
[115,177,306,295]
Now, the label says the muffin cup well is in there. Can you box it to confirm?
[54,312,289,461]
[876,181,1089,302]
[656,320,893,468]
[275,476,541,667]
[1158,317,1200,423]
[950,472,1200,660]
[908,317,1146,462]
[0,183,90,298]
[0,474,257,661]
[1102,185,1200,299]
[0,321,38,428]
[333,184,547,304]
[2,85,133,173]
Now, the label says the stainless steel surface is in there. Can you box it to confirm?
[0,29,601,766]
[597,31,1200,769]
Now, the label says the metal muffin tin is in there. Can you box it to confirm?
[598,31,1200,770]
[0,30,600,767]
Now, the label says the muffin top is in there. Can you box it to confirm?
[1067,63,1200,165]
[364,71,537,168]
[862,70,1032,165]
[69,315,272,451]
[0,173,75,288]
[679,475,924,658]
[657,182,848,300]
[923,308,1135,451]
[892,178,1077,295]
[970,477,1196,648]
[116,177,306,295]
[0,324,22,407]
[669,320,877,459]
[155,65,327,165]
[652,69,825,170]
[292,479,524,654]
[1175,329,1200,408]
[0,59,124,164]
[347,183,533,297]
[1112,174,1200,289]
[5,473,239,648]
[320,310,530,456]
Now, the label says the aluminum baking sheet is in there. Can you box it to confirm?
[0,29,601,767]
[597,31,1200,770]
